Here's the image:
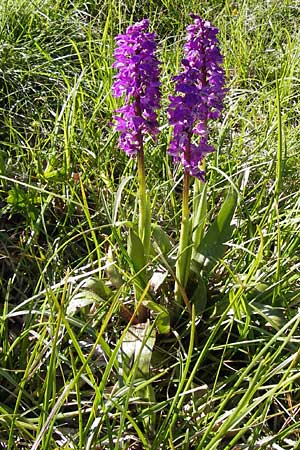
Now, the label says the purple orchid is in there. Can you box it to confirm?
[112,19,161,156]
[168,15,226,180]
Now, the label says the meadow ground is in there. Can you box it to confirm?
[0,0,300,448]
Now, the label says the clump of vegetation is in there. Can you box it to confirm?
[1,0,300,449]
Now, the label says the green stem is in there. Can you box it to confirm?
[192,160,207,259]
[136,97,151,259]
[137,145,150,258]
[175,170,192,307]
[134,97,151,322]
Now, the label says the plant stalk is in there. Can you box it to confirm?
[137,146,151,258]
[134,97,151,322]
[136,98,151,259]
[175,163,192,307]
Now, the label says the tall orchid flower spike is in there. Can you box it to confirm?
[112,19,161,157]
[112,19,161,267]
[168,14,226,180]
[170,15,226,310]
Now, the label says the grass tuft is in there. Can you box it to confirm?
[1,0,300,448]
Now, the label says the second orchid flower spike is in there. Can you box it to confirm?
[168,14,226,180]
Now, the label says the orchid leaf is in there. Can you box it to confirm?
[190,274,207,317]
[191,187,238,274]
[120,321,156,380]
[106,246,124,288]
[67,290,103,316]
[112,176,134,225]
[127,228,147,283]
[67,277,110,316]
[119,321,157,433]
[192,180,207,257]
[152,223,173,257]
[81,277,111,299]
[143,300,170,334]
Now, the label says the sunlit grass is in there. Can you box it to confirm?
[0,0,300,448]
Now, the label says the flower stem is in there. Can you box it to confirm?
[135,98,151,259]
[175,166,192,307]
[137,146,151,258]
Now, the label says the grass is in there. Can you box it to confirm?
[1,0,300,448]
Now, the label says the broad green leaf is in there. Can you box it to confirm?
[190,274,207,317]
[151,223,173,256]
[43,166,66,180]
[112,176,134,225]
[251,302,286,331]
[143,300,170,334]
[120,321,156,379]
[82,277,111,299]
[176,216,192,292]
[7,186,28,207]
[66,290,104,316]
[119,321,157,433]
[127,228,146,283]
[140,192,151,258]
[191,187,238,273]
[106,246,124,288]
[192,180,207,257]
[7,186,40,221]
[67,277,111,316]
